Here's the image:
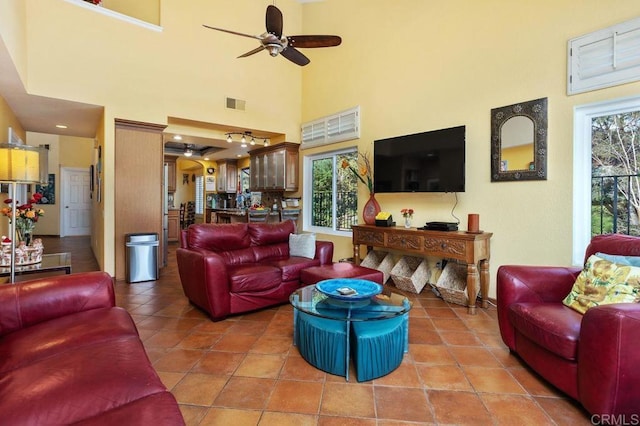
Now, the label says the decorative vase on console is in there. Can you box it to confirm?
[401,208,414,229]
[362,193,381,225]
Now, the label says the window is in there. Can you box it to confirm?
[303,148,358,235]
[195,175,204,215]
[573,94,640,264]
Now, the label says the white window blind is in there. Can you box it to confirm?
[301,106,360,148]
[568,16,640,95]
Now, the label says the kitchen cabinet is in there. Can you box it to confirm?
[249,142,299,191]
[164,156,177,193]
[167,209,179,242]
[216,159,238,193]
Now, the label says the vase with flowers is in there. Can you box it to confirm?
[401,208,414,228]
[2,193,45,247]
[341,152,380,225]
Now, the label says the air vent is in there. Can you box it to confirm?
[226,97,246,111]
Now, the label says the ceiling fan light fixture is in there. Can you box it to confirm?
[266,44,281,57]
[184,148,193,157]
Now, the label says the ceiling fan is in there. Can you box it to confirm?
[203,5,341,66]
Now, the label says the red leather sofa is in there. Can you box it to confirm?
[0,272,184,425]
[497,234,640,417]
[177,221,334,321]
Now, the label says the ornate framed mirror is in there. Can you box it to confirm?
[491,97,547,182]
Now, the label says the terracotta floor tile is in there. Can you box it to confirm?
[176,332,222,350]
[213,376,275,409]
[416,364,473,391]
[266,380,323,414]
[318,417,377,426]
[228,320,269,335]
[374,386,433,423]
[213,333,260,352]
[373,359,421,387]
[156,371,186,391]
[534,396,593,425]
[409,343,456,364]
[464,366,527,394]
[192,351,245,375]
[510,367,564,397]
[409,327,443,345]
[172,373,228,406]
[178,404,208,426]
[448,346,503,367]
[235,353,286,379]
[279,355,327,381]
[425,307,459,318]
[259,411,318,426]
[153,348,204,372]
[144,330,191,348]
[430,317,470,331]
[439,330,483,346]
[199,407,262,426]
[428,390,493,425]
[320,382,375,418]
[481,393,555,425]
[250,335,294,354]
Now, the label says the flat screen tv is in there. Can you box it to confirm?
[373,125,465,193]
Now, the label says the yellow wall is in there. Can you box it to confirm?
[0,94,26,238]
[2,1,640,296]
[502,144,534,171]
[300,1,640,290]
[102,0,160,26]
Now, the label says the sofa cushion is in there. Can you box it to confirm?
[508,303,582,361]
[249,221,295,246]
[227,264,282,293]
[0,307,137,374]
[563,254,640,314]
[269,257,322,282]
[253,242,289,262]
[289,233,316,259]
[189,223,250,252]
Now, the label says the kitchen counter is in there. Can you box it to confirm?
[206,208,295,224]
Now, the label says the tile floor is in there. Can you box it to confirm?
[41,236,593,425]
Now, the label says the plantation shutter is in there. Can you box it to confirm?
[568,16,640,95]
[301,106,360,148]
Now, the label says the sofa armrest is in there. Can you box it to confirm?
[0,271,114,337]
[579,303,640,416]
[176,247,231,320]
[315,241,334,265]
[497,265,580,350]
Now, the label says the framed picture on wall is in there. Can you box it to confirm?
[35,173,55,204]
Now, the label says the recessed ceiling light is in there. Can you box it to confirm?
[173,135,183,141]
[55,124,68,129]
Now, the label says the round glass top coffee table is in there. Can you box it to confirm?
[290,279,412,381]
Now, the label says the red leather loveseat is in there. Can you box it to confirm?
[0,272,184,425]
[177,221,334,321]
[497,234,640,417]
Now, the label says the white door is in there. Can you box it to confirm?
[61,167,91,236]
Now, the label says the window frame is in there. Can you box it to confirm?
[572,94,640,264]
[303,147,358,237]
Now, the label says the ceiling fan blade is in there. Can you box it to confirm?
[288,35,342,48]
[203,25,262,41]
[238,46,265,58]
[281,47,310,66]
[266,5,283,37]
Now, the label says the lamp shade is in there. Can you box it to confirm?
[0,143,48,183]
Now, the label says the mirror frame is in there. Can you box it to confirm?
[491,97,548,182]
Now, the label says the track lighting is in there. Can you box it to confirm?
[225,131,271,147]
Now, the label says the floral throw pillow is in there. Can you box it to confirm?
[563,254,640,314]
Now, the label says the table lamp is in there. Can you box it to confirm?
[0,143,48,283]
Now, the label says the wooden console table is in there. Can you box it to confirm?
[352,225,492,314]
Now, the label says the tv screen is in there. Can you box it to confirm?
[373,125,465,193]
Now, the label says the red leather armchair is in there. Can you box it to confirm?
[497,234,640,417]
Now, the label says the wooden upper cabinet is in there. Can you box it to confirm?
[249,142,299,192]
[164,156,177,193]
[216,159,238,193]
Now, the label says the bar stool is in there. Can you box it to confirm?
[248,208,270,223]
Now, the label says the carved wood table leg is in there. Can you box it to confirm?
[466,263,479,315]
[480,259,490,308]
[353,244,361,265]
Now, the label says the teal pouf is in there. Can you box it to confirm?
[351,314,407,382]
[295,311,348,376]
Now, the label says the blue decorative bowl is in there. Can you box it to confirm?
[315,279,382,301]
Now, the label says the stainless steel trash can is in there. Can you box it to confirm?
[125,233,159,283]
